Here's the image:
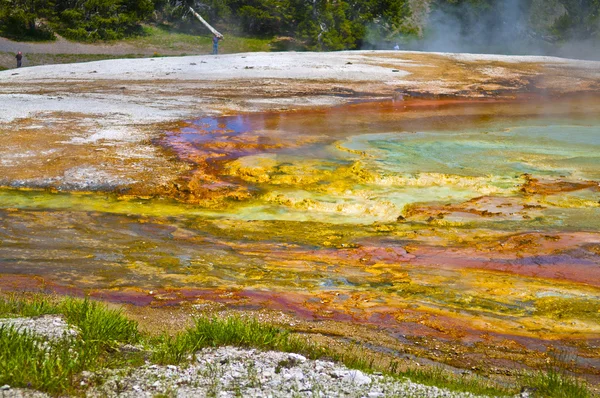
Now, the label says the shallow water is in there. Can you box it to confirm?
[1,97,599,375]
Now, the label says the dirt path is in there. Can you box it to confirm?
[0,34,208,69]
[0,35,149,70]
[0,35,153,55]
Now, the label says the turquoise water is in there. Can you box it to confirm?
[1,114,599,226]
[234,121,600,224]
[342,124,600,179]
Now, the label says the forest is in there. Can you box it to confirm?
[0,0,599,51]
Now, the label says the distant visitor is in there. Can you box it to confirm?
[15,51,22,68]
[213,34,222,55]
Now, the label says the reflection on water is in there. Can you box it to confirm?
[1,97,600,375]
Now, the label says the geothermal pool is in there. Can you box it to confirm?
[0,97,599,377]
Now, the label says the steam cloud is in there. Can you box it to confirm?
[389,0,600,60]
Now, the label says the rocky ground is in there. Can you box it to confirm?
[0,315,511,398]
[0,315,77,341]
[85,347,493,398]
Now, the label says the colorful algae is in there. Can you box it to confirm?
[0,97,599,379]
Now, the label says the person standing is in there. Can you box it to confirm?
[15,51,23,68]
[212,34,222,55]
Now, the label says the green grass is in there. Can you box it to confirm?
[0,294,139,344]
[151,315,511,396]
[59,297,139,344]
[125,25,272,54]
[0,26,273,69]
[152,315,314,364]
[522,367,591,398]
[0,24,274,69]
[0,293,61,317]
[401,365,507,397]
[0,326,82,393]
[0,295,142,394]
[329,344,509,397]
[0,295,594,397]
[127,25,212,49]
[518,349,592,398]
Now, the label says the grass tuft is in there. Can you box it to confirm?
[328,344,508,396]
[0,294,139,344]
[190,316,290,348]
[0,325,84,393]
[59,297,139,344]
[0,293,61,318]
[150,315,512,396]
[401,365,504,396]
[0,295,141,394]
[522,367,590,398]
[152,315,315,364]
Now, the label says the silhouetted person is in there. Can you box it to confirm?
[15,51,22,68]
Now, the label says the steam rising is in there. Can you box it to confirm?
[389,0,600,60]
[419,0,529,53]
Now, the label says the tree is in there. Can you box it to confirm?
[1,0,416,48]
[553,0,600,39]
[231,0,292,36]
[347,0,413,43]
[53,0,153,40]
[0,0,55,39]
